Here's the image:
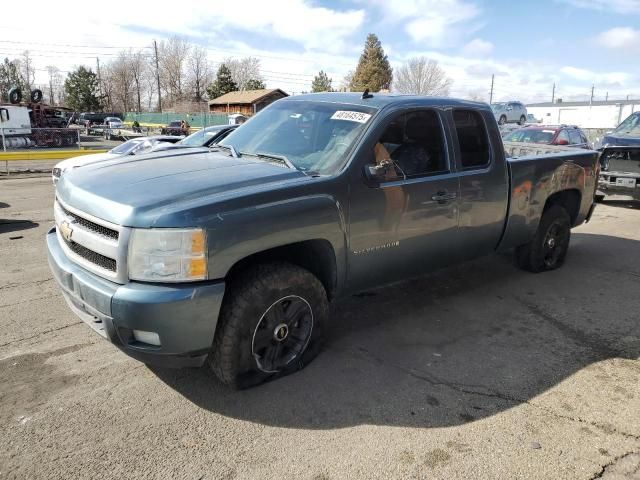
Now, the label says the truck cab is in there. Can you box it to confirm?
[0,105,32,136]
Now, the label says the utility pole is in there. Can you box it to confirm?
[605,91,608,101]
[551,82,555,103]
[96,57,102,99]
[153,40,162,113]
[590,84,594,105]
[489,74,494,104]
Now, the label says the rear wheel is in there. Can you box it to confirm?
[519,115,526,125]
[515,205,571,273]
[209,262,328,389]
[499,115,507,125]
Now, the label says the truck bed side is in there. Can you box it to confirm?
[498,148,599,251]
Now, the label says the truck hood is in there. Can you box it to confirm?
[55,150,309,227]
[602,132,640,147]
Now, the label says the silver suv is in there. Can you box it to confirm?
[492,101,527,125]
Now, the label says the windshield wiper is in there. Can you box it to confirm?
[217,144,241,158]
[247,152,297,170]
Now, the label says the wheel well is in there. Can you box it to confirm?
[544,189,581,225]
[225,240,338,300]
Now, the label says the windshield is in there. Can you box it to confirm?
[178,127,226,147]
[504,128,555,144]
[109,139,143,155]
[219,100,377,174]
[614,113,640,135]
[491,103,506,111]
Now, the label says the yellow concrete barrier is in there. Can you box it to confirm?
[0,149,108,161]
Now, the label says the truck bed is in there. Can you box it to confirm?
[498,146,599,251]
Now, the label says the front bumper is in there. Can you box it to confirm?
[598,174,640,199]
[46,227,225,368]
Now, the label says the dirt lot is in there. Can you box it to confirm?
[1,176,639,480]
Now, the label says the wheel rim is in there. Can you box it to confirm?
[251,295,314,373]
[542,220,568,268]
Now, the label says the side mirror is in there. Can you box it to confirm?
[364,161,390,182]
[556,139,569,146]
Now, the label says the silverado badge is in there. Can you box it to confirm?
[59,220,74,242]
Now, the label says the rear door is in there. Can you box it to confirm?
[347,107,460,291]
[448,109,510,261]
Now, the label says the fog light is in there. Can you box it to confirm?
[132,330,161,346]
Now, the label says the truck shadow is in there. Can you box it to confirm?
[600,199,640,210]
[151,233,640,429]
[0,219,39,235]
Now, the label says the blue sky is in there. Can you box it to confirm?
[2,0,639,103]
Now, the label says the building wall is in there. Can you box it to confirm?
[209,92,288,115]
[528,103,639,129]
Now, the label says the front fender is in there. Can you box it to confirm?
[206,194,347,286]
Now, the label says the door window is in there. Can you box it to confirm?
[371,110,448,181]
[568,129,583,145]
[556,130,570,144]
[453,110,491,169]
[0,108,8,122]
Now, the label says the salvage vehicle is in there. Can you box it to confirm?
[47,92,599,388]
[0,101,78,148]
[503,125,591,149]
[491,101,527,125]
[599,111,640,148]
[150,124,238,152]
[51,135,183,184]
[597,146,640,200]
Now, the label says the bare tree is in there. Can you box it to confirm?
[20,51,35,92]
[46,66,60,105]
[225,57,262,91]
[158,36,191,107]
[339,70,354,92]
[393,57,452,96]
[187,46,212,101]
[129,50,148,113]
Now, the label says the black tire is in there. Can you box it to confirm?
[499,115,507,125]
[8,87,22,104]
[209,262,329,389]
[515,205,571,273]
[519,115,526,125]
[30,89,43,103]
[52,135,63,147]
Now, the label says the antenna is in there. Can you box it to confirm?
[362,89,373,99]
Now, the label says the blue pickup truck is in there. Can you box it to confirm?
[47,93,599,388]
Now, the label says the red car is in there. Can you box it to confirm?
[503,125,591,149]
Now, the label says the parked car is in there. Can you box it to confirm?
[161,120,190,136]
[526,113,541,124]
[503,125,591,149]
[599,112,640,148]
[51,135,183,184]
[491,101,527,125]
[48,92,598,388]
[78,112,123,129]
[152,124,238,152]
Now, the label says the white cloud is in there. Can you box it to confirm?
[365,0,482,47]
[594,27,640,50]
[556,0,640,14]
[462,38,494,56]
[561,66,593,80]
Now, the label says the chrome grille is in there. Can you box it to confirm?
[58,202,119,240]
[54,198,130,284]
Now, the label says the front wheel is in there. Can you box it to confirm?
[515,205,571,273]
[499,115,507,125]
[209,262,328,389]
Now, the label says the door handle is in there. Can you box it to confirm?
[431,191,457,203]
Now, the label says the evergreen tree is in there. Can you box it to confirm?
[350,34,393,92]
[0,58,26,102]
[311,70,333,92]
[64,66,102,111]
[245,78,266,90]
[206,64,238,99]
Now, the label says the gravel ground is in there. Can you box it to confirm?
[1,176,639,480]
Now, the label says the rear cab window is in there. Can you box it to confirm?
[453,109,491,169]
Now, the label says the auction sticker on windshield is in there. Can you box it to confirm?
[331,111,372,123]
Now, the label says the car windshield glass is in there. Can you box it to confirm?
[219,101,377,175]
[109,139,142,155]
[491,103,506,111]
[504,129,555,144]
[614,113,640,134]
[178,128,223,147]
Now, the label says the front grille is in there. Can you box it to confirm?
[58,202,119,241]
[62,236,117,272]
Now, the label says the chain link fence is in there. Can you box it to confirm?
[123,112,228,128]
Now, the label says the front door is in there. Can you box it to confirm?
[347,108,460,292]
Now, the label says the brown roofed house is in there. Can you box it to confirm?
[208,89,289,116]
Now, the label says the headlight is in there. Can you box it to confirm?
[128,228,207,282]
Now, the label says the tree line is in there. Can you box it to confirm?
[1,33,455,113]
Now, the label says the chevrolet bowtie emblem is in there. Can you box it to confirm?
[60,220,74,242]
